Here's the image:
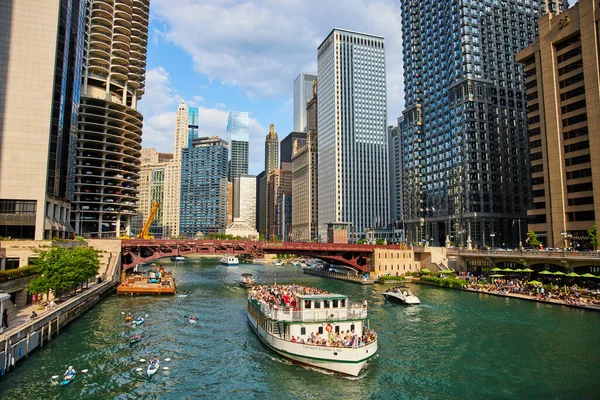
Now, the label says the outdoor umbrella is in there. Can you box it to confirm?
[539,270,554,275]
[527,280,543,285]
[522,268,534,273]
[514,269,525,273]
[579,273,597,278]
[491,267,503,272]
[564,272,580,277]
[501,268,515,272]
[553,271,566,276]
[489,274,505,278]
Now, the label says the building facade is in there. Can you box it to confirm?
[0,0,86,239]
[400,0,568,248]
[261,124,279,238]
[317,28,390,241]
[293,72,318,132]
[136,148,172,238]
[388,117,403,241]
[187,106,199,147]
[234,175,257,229]
[227,111,249,182]
[73,0,150,238]
[180,137,228,237]
[280,131,307,164]
[517,0,600,249]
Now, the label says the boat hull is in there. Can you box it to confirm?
[247,312,376,376]
[383,292,420,305]
[147,361,159,377]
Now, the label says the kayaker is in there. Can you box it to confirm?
[64,366,76,380]
[131,333,141,341]
[151,356,158,366]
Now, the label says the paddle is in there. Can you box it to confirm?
[164,358,171,362]
[162,367,169,370]
[136,368,143,372]
[139,359,146,362]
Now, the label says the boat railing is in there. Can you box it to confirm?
[259,302,368,322]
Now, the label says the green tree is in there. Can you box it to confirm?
[258,233,265,241]
[588,224,598,251]
[527,231,541,248]
[28,246,100,300]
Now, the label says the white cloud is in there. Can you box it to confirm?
[151,0,404,123]
[138,66,267,168]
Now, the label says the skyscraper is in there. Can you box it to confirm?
[265,124,279,174]
[517,0,598,249]
[388,118,403,236]
[187,106,199,148]
[227,111,249,181]
[293,72,318,132]
[400,0,568,247]
[180,137,229,237]
[317,28,389,241]
[234,175,257,228]
[280,131,307,165]
[73,0,150,238]
[137,149,172,238]
[163,101,189,237]
[0,0,86,239]
[261,124,279,238]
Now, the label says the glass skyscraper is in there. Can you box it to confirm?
[227,111,249,181]
[400,0,568,248]
[293,72,318,132]
[187,106,199,148]
[180,136,229,237]
[317,28,389,240]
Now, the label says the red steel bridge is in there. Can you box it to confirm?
[121,239,397,274]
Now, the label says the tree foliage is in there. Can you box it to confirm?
[28,246,100,297]
[527,231,541,248]
[588,225,598,251]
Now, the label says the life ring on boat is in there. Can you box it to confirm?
[325,323,333,333]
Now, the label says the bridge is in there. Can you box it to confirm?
[121,239,398,274]
[447,248,600,272]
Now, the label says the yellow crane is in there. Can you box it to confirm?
[137,201,159,239]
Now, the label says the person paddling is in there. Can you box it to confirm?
[64,366,76,380]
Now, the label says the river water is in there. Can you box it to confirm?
[1,258,599,399]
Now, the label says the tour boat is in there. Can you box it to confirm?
[240,273,256,288]
[383,286,420,305]
[247,286,378,376]
[220,255,239,265]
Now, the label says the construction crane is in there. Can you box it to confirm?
[137,201,159,239]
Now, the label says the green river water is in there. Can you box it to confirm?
[0,258,598,399]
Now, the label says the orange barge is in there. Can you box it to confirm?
[117,271,176,295]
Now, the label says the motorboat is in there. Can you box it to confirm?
[240,273,256,288]
[220,255,239,265]
[383,286,420,305]
[247,285,378,376]
[170,256,185,261]
[253,258,268,264]
[272,259,283,266]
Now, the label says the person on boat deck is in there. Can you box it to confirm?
[30,311,38,319]
[291,336,297,342]
[64,366,75,379]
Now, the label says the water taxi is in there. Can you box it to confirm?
[247,285,378,376]
[220,255,239,265]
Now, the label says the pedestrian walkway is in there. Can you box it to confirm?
[463,288,600,312]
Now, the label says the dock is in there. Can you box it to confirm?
[302,268,375,285]
[116,271,176,295]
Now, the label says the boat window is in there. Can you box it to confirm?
[301,327,306,335]
[305,300,311,309]
[318,326,323,334]
[324,300,330,308]
[335,325,340,334]
[340,299,346,307]
[314,301,321,309]
[350,324,355,333]
[332,299,339,308]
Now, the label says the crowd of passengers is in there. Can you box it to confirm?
[290,328,377,348]
[465,277,599,306]
[250,284,331,310]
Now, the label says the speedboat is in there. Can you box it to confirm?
[147,359,160,377]
[240,273,256,288]
[247,285,378,376]
[220,255,239,265]
[170,256,185,261]
[383,286,420,305]
[272,260,283,266]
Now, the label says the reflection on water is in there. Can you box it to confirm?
[0,258,599,399]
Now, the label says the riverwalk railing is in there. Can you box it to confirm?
[255,301,368,322]
[448,248,600,259]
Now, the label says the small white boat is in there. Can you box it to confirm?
[170,256,185,261]
[272,260,283,266]
[189,318,197,324]
[147,359,160,377]
[220,255,239,265]
[383,286,420,305]
[240,273,256,288]
[253,258,268,264]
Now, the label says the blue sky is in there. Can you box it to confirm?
[137,0,403,175]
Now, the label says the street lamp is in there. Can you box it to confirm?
[490,233,495,250]
[560,231,572,249]
[512,219,522,248]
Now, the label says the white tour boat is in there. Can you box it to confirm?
[383,286,421,305]
[247,286,378,376]
[220,255,239,265]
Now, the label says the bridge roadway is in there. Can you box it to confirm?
[121,239,400,273]
[447,248,600,270]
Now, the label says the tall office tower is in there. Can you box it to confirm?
[261,124,279,238]
[265,124,279,174]
[234,175,257,228]
[268,169,281,239]
[180,136,228,237]
[163,101,189,237]
[227,181,233,226]
[293,72,318,132]
[227,111,249,181]
[517,0,599,249]
[0,0,86,240]
[317,28,389,241]
[136,149,172,238]
[187,106,199,148]
[256,171,267,235]
[73,0,150,238]
[275,162,293,241]
[400,0,568,248]
[388,117,403,237]
[280,131,307,165]
[292,80,319,242]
